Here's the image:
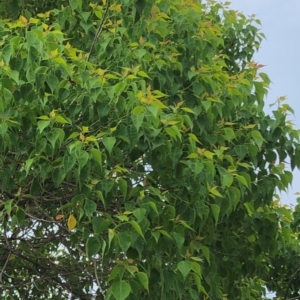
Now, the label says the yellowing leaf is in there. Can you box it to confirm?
[137,71,151,79]
[203,150,214,159]
[9,253,16,260]
[181,107,195,114]
[127,74,137,79]
[55,115,69,124]
[68,214,77,230]
[65,42,72,50]
[109,4,122,13]
[243,124,257,129]
[49,110,56,118]
[85,136,97,142]
[50,49,59,57]
[188,133,201,143]
[129,42,139,47]
[209,187,223,198]
[97,68,106,76]
[37,115,50,120]
[29,18,39,24]
[186,153,198,159]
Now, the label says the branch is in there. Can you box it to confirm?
[87,0,111,62]
[284,266,300,300]
[0,223,12,283]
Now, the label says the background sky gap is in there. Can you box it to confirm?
[228,0,300,207]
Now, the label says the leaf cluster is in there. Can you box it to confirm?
[0,0,300,299]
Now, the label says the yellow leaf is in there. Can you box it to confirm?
[79,133,85,141]
[19,15,28,25]
[68,214,77,231]
[50,49,59,57]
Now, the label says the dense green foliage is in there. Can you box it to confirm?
[0,0,300,299]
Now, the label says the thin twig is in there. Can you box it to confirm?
[0,252,11,283]
[94,259,105,298]
[87,0,111,62]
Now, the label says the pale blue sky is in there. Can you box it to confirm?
[228,0,300,207]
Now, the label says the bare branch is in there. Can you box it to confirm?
[87,0,111,62]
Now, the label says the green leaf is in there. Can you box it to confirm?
[210,204,220,225]
[101,179,114,196]
[102,137,116,155]
[5,199,13,216]
[92,216,103,234]
[137,71,151,79]
[0,122,8,136]
[108,228,115,250]
[177,260,192,280]
[25,158,34,176]
[111,281,131,300]
[53,166,66,187]
[131,112,144,130]
[7,70,19,84]
[251,130,264,148]
[37,120,51,134]
[234,144,248,159]
[69,0,82,11]
[200,246,210,264]
[96,191,106,209]
[46,74,59,93]
[63,156,76,174]
[236,174,249,188]
[16,207,25,224]
[118,179,127,199]
[136,272,149,291]
[181,107,195,114]
[55,115,70,124]
[84,199,97,218]
[90,148,102,168]
[130,221,144,239]
[86,236,101,257]
[76,150,89,170]
[118,232,131,253]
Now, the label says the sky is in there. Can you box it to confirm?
[228,0,300,207]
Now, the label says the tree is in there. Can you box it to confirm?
[0,0,300,299]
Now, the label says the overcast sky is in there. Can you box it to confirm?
[228,0,300,207]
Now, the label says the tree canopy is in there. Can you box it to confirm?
[0,0,300,299]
